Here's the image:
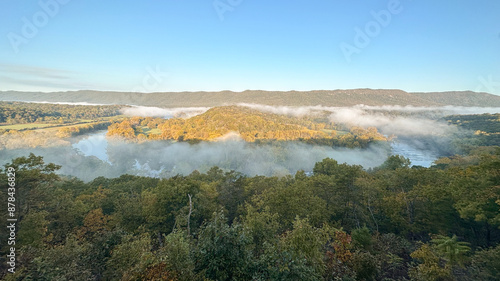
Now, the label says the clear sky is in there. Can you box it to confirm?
[1,0,499,94]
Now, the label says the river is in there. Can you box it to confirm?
[72,131,439,170]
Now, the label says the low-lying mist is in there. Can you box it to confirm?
[0,136,390,181]
[238,103,500,137]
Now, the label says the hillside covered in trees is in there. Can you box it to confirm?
[1,150,499,280]
[446,113,500,147]
[2,89,500,107]
[107,106,387,148]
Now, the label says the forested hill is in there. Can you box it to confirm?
[2,89,500,107]
[107,106,387,147]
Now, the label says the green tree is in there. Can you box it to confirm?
[351,226,372,251]
[312,158,365,228]
[242,204,280,256]
[253,178,328,229]
[378,155,411,170]
[352,250,379,281]
[280,217,327,277]
[410,243,452,281]
[141,177,200,242]
[105,233,155,280]
[448,155,500,245]
[2,153,61,220]
[157,231,195,281]
[215,171,246,223]
[256,242,320,281]
[17,210,50,248]
[32,236,93,281]
[195,211,253,281]
[469,244,500,281]
[431,235,470,267]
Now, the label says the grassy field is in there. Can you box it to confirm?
[0,121,95,132]
[140,126,161,135]
[0,116,125,132]
[149,128,161,135]
[323,129,350,136]
[0,123,55,130]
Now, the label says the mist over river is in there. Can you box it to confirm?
[0,130,442,181]
[390,140,439,167]
[0,130,444,181]
[72,131,440,167]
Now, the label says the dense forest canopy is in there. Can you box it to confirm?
[0,150,499,280]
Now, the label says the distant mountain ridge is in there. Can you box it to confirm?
[1,89,500,107]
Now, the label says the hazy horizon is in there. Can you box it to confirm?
[1,88,498,96]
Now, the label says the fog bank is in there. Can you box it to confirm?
[238,104,500,136]
[0,135,390,181]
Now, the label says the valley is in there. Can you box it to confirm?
[1,96,499,181]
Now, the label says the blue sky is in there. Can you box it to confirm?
[1,0,499,94]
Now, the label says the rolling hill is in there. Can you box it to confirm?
[2,89,500,107]
[107,106,387,147]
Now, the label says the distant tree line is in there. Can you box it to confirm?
[0,102,122,124]
[55,122,111,138]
